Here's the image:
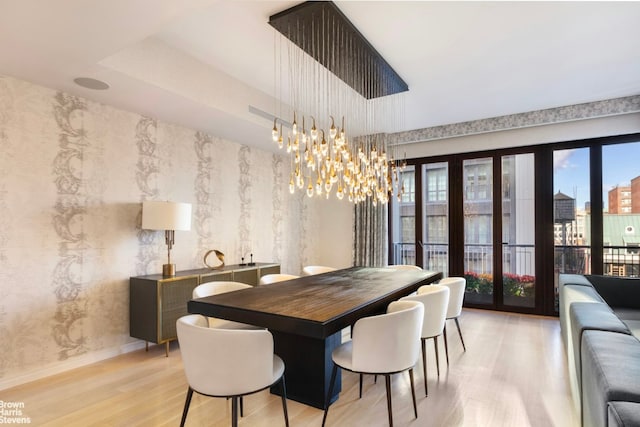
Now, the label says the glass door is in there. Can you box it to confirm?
[390,165,417,265]
[463,158,494,305]
[501,154,536,308]
[422,162,449,273]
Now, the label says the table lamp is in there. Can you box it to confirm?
[142,200,192,276]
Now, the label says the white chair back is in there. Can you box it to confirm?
[302,265,337,276]
[176,315,280,396]
[401,284,449,338]
[385,264,423,271]
[259,274,299,285]
[351,300,423,373]
[192,281,252,298]
[439,277,466,319]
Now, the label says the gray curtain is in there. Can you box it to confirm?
[353,199,388,267]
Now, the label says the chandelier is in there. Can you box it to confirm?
[269,1,408,204]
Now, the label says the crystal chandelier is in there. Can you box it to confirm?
[269,1,408,204]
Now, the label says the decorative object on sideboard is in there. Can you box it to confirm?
[141,200,192,277]
[239,252,256,266]
[203,249,225,270]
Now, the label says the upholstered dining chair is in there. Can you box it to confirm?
[322,300,424,427]
[438,277,467,364]
[176,314,289,427]
[302,265,337,276]
[384,264,423,271]
[192,281,257,330]
[400,284,450,396]
[259,274,299,285]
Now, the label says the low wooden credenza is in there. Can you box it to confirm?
[129,262,280,356]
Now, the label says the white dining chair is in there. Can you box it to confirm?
[302,265,337,276]
[384,264,423,271]
[401,284,450,396]
[193,281,252,299]
[439,277,467,364]
[259,274,299,285]
[176,314,289,427]
[322,300,424,427]
[192,281,258,330]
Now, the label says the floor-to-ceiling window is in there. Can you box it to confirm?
[389,133,640,316]
[602,141,640,277]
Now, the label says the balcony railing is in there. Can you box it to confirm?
[391,242,535,277]
[555,245,640,277]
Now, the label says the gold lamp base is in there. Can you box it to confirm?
[163,263,176,277]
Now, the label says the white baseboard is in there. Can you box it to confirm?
[0,340,147,391]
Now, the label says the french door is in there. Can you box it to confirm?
[390,152,539,313]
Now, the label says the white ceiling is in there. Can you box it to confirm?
[1,0,639,152]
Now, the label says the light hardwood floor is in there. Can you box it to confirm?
[2,309,578,426]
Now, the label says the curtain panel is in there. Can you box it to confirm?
[353,200,388,267]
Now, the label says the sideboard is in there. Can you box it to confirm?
[129,262,280,356]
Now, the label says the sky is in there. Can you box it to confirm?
[553,141,640,211]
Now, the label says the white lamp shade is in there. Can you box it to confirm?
[142,201,192,231]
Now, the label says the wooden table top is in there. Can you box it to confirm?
[187,266,442,338]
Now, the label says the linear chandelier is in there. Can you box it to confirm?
[269,1,408,204]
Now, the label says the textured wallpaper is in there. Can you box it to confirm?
[0,75,311,385]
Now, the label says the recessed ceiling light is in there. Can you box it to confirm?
[73,77,110,90]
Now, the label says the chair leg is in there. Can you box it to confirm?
[280,375,290,427]
[384,374,393,427]
[179,387,194,427]
[421,338,428,396]
[409,369,418,419]
[434,336,440,377]
[232,396,239,427]
[240,396,243,417]
[322,364,339,427]
[359,373,363,398]
[455,317,466,351]
[443,324,450,365]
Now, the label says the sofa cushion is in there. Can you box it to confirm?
[585,275,640,310]
[560,283,605,346]
[608,402,640,427]
[570,302,631,389]
[581,330,640,427]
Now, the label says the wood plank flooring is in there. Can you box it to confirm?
[1,309,578,426]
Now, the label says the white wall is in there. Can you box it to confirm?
[313,196,354,270]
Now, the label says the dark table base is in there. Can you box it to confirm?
[270,330,342,409]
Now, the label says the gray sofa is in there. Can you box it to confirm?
[559,274,640,427]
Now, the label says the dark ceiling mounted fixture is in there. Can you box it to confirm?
[269,1,408,100]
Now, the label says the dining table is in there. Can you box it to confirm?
[187,266,442,409]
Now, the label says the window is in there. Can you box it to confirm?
[401,170,415,203]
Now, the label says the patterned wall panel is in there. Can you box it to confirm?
[237,145,252,262]
[0,75,311,387]
[51,92,90,360]
[134,117,160,276]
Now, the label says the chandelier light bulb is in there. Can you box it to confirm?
[329,116,337,139]
[292,112,298,136]
[310,116,318,140]
[272,118,278,142]
[307,180,314,198]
